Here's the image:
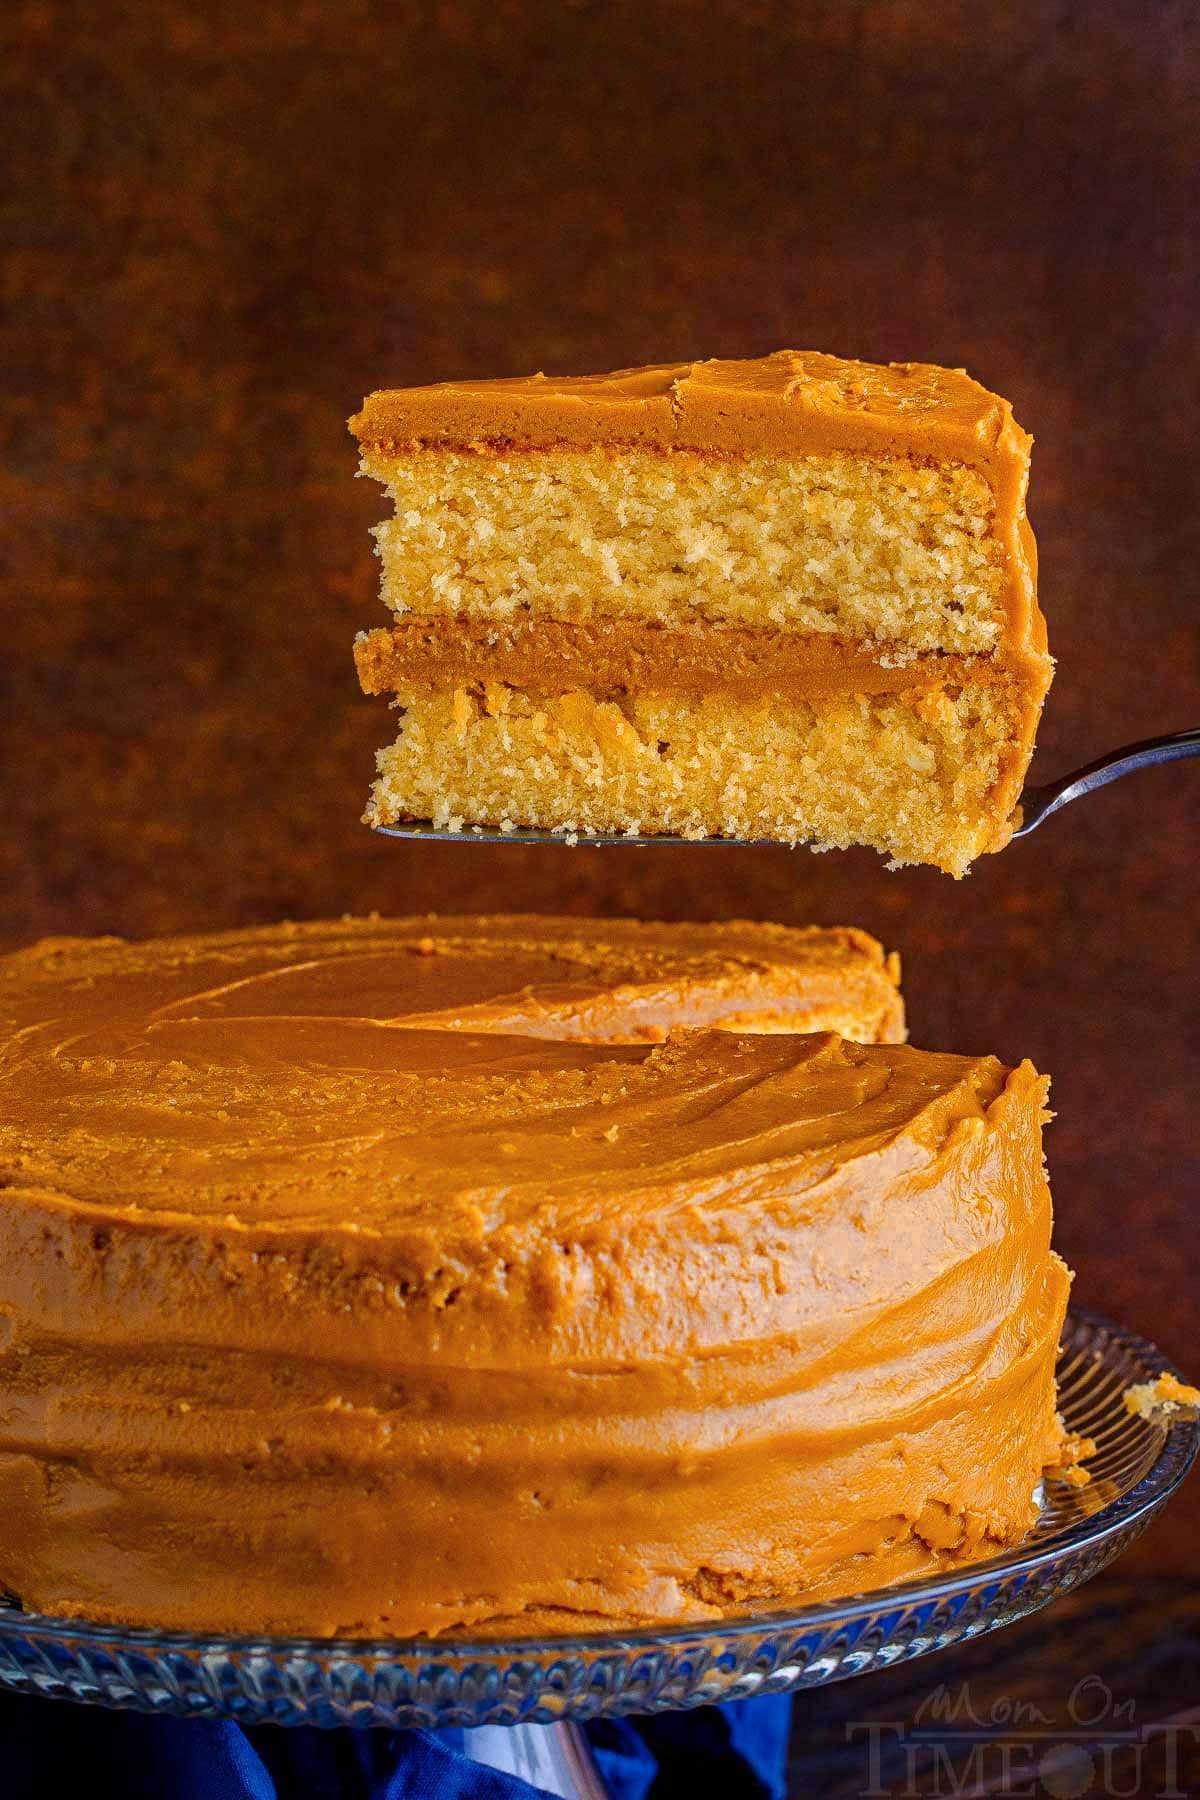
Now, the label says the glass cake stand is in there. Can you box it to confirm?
[0,1308,1193,1796]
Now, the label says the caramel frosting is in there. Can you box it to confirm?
[0,918,1069,1638]
[350,350,1029,490]
[355,617,1034,704]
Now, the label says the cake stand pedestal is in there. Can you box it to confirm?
[462,1720,607,1797]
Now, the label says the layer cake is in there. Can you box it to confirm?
[0,917,1070,1637]
[351,351,1052,875]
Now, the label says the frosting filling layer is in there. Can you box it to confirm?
[356,618,1037,702]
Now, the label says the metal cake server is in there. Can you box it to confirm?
[372,726,1200,847]
[1008,726,1200,837]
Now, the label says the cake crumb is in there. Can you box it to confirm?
[1046,1420,1097,1485]
[1123,1372,1200,1420]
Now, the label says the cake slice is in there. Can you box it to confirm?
[350,351,1051,876]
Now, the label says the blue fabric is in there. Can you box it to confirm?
[0,1691,792,1798]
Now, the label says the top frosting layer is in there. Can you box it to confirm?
[1,913,901,1053]
[0,912,904,1227]
[350,350,1033,489]
[0,916,1045,1378]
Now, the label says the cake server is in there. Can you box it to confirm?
[372,725,1200,846]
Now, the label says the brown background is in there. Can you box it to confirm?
[2,1,1198,1788]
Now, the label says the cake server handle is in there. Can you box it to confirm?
[1012,727,1200,837]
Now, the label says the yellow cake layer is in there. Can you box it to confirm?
[362,447,1006,656]
[367,680,1029,875]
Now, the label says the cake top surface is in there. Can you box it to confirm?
[1,912,902,1045]
[0,915,1052,1370]
[0,913,1015,1240]
[351,349,1032,484]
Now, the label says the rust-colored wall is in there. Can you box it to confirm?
[2,3,1198,1770]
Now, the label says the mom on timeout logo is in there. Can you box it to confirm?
[845,1675,1200,1797]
